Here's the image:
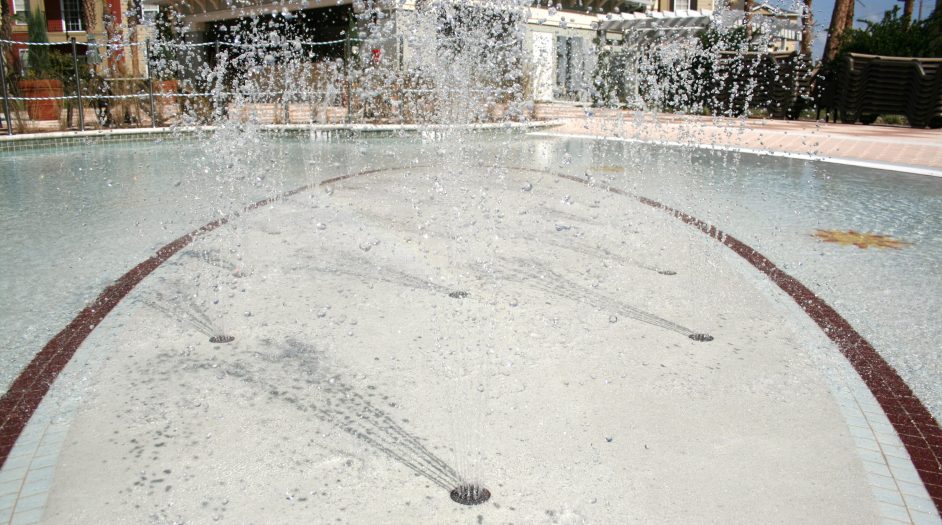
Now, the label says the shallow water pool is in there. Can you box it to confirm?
[3,133,938,421]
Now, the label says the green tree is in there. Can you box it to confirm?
[25,10,53,77]
[840,6,941,57]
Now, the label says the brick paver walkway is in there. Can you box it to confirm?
[538,107,942,172]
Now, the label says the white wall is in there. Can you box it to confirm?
[530,31,555,102]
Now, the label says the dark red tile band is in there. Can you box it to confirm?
[0,188,307,468]
[0,163,940,518]
[547,168,942,513]
[0,168,405,468]
[607,178,942,515]
[0,227,219,459]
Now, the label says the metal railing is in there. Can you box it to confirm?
[0,35,522,135]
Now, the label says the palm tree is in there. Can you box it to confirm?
[800,0,813,56]
[82,0,96,35]
[823,0,854,61]
[902,0,914,28]
[1,0,12,44]
[127,0,141,75]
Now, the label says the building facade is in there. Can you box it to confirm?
[147,0,800,102]
[5,0,159,75]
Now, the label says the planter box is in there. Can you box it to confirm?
[18,79,64,120]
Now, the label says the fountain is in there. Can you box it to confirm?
[0,0,940,523]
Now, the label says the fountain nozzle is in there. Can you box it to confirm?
[450,484,491,505]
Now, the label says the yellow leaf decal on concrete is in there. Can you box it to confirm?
[813,229,911,250]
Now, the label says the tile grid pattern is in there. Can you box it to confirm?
[0,303,109,525]
[545,166,942,517]
[0,132,178,152]
[0,129,417,152]
[829,369,942,524]
[724,240,942,525]
[0,402,74,525]
[2,320,938,524]
[0,122,558,153]
[636,190,942,517]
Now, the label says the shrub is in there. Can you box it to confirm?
[839,6,942,57]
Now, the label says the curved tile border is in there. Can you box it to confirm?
[0,165,403,466]
[0,121,565,153]
[0,215,231,462]
[545,168,942,516]
[0,162,939,523]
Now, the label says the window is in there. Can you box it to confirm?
[18,49,28,74]
[12,0,28,25]
[142,6,160,25]
[555,36,586,99]
[61,0,83,31]
[673,0,690,11]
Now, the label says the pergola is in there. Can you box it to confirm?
[557,0,649,14]
[595,9,713,50]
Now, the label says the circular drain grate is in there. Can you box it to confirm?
[210,335,235,343]
[688,333,713,342]
[450,485,491,506]
[657,270,677,276]
[448,291,470,299]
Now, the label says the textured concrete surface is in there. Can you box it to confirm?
[36,165,882,524]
